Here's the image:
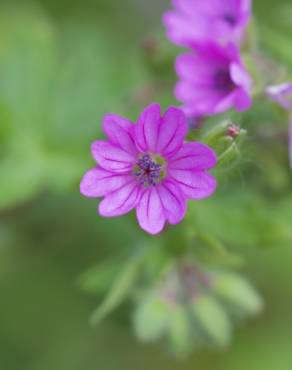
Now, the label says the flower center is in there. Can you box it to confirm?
[134,154,165,187]
[214,69,234,92]
[223,14,237,26]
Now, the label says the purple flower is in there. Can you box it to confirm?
[163,0,252,47]
[80,104,217,235]
[266,83,292,169]
[175,43,252,117]
[266,83,292,111]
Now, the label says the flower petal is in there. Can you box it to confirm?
[91,141,136,173]
[158,180,186,224]
[156,107,187,156]
[169,142,217,170]
[230,62,252,91]
[80,167,133,198]
[136,187,166,235]
[135,103,161,152]
[234,88,252,111]
[103,114,137,155]
[99,179,140,217]
[169,169,217,199]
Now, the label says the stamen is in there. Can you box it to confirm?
[135,154,163,187]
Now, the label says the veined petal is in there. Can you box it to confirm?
[99,180,140,217]
[169,142,217,170]
[158,180,186,224]
[136,187,166,235]
[91,141,136,173]
[80,167,133,198]
[135,103,161,152]
[169,169,217,199]
[103,114,137,155]
[156,107,187,157]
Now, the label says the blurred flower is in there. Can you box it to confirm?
[175,43,252,117]
[80,104,217,235]
[289,119,292,169]
[163,0,252,48]
[266,83,292,111]
[266,83,292,168]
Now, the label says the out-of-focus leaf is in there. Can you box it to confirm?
[134,295,169,341]
[214,273,264,317]
[192,295,232,348]
[167,305,194,356]
[90,247,147,325]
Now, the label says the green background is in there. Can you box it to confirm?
[1,0,292,369]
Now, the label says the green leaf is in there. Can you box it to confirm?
[167,305,194,356]
[192,295,232,348]
[133,295,169,342]
[214,273,264,316]
[90,248,146,325]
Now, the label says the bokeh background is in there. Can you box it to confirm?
[1,0,292,369]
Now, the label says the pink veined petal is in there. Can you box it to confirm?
[169,142,217,170]
[136,187,166,235]
[91,141,136,173]
[99,179,141,217]
[80,167,133,198]
[156,107,188,157]
[158,180,186,225]
[169,169,217,200]
[103,114,137,155]
[135,103,161,152]
[234,88,252,111]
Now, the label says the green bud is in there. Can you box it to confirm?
[203,121,247,171]
[214,273,264,317]
[192,295,232,348]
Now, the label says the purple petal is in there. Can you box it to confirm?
[80,167,133,198]
[136,187,166,235]
[91,141,136,173]
[103,114,137,155]
[234,88,252,111]
[169,169,217,199]
[156,107,188,156]
[99,179,140,217]
[230,62,252,90]
[289,118,292,169]
[135,103,161,152]
[266,83,292,111]
[175,81,224,116]
[158,180,186,224]
[169,142,217,170]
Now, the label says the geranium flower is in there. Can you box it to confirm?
[175,43,252,117]
[266,83,292,168]
[266,83,292,111]
[80,104,217,234]
[163,0,252,47]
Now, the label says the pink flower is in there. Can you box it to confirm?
[163,0,252,47]
[266,83,292,111]
[80,104,217,235]
[175,43,252,117]
[266,83,292,169]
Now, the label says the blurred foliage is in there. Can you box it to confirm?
[1,0,292,369]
